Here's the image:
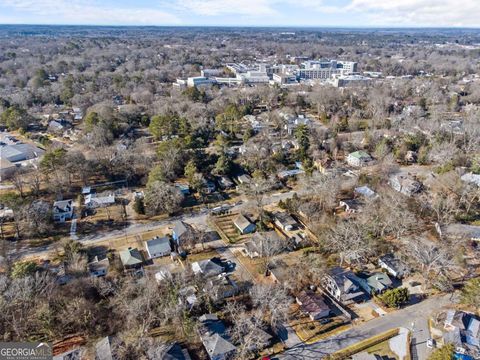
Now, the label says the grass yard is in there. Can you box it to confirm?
[185,249,219,263]
[212,213,252,243]
[363,339,399,359]
[289,304,349,344]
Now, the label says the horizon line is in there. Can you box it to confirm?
[0,23,480,30]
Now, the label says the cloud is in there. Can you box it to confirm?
[1,0,480,26]
[345,0,480,27]
[1,0,181,25]
[175,0,278,17]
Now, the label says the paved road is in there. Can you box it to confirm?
[9,189,298,261]
[277,294,453,360]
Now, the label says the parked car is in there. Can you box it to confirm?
[427,338,436,348]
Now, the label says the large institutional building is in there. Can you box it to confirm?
[174,58,366,88]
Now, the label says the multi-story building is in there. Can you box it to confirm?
[296,60,358,81]
[186,76,216,88]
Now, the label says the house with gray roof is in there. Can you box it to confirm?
[354,185,378,199]
[389,172,422,196]
[367,272,393,294]
[145,236,172,259]
[322,267,369,304]
[84,193,115,208]
[198,314,236,360]
[378,254,408,278]
[53,199,73,222]
[172,220,193,245]
[442,224,480,243]
[192,258,225,277]
[0,143,45,164]
[233,214,256,234]
[88,256,109,277]
[161,343,192,360]
[273,212,298,231]
[444,310,480,354]
[119,247,143,268]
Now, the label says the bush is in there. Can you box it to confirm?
[133,197,145,215]
[378,287,409,308]
[11,261,38,278]
[428,343,454,360]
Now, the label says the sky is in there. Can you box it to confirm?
[0,0,479,28]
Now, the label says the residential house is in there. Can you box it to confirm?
[366,273,393,294]
[178,285,198,309]
[243,240,260,258]
[154,268,172,282]
[204,180,217,194]
[0,141,45,167]
[354,185,378,199]
[87,256,109,277]
[339,199,362,214]
[0,141,45,181]
[192,258,225,277]
[161,343,192,360]
[218,176,234,189]
[346,151,373,167]
[233,214,256,234]
[246,326,273,352]
[145,236,172,259]
[53,199,74,222]
[278,168,305,180]
[84,193,116,208]
[296,291,331,320]
[204,276,239,301]
[172,221,193,246]
[273,212,298,231]
[441,224,480,243]
[268,260,290,284]
[243,231,285,258]
[48,119,68,134]
[119,247,143,268]
[389,173,422,196]
[378,254,408,278]
[198,314,236,360]
[322,267,369,304]
[175,182,190,195]
[95,336,114,360]
[444,310,480,353]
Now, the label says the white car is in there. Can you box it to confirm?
[427,338,436,348]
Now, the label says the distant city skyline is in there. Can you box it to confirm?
[0,0,479,28]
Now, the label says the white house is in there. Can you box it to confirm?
[346,151,373,167]
[87,256,109,277]
[52,199,74,222]
[145,236,172,259]
[84,193,115,208]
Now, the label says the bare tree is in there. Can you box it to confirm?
[249,283,292,329]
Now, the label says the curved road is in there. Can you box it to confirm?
[277,294,454,360]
